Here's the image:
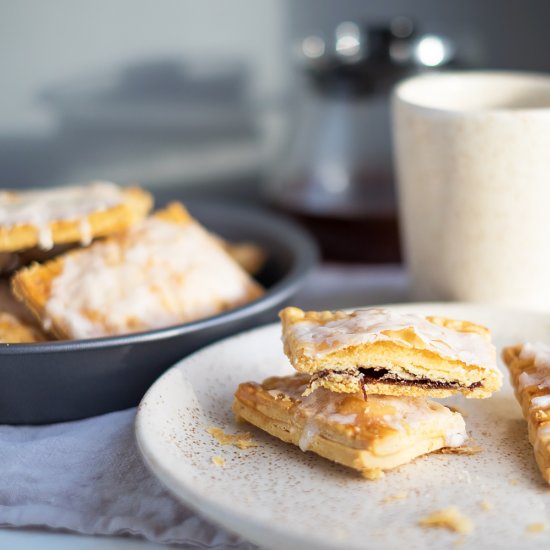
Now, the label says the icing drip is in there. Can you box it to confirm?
[299,422,320,452]
[0,181,124,250]
[291,308,496,371]
[79,218,93,246]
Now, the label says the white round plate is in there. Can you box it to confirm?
[136,303,550,549]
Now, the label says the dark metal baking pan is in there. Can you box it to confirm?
[0,199,318,425]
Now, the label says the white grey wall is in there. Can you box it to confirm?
[2,0,550,188]
[0,0,287,134]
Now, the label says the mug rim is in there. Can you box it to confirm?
[393,70,550,115]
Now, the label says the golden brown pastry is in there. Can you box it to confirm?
[12,203,263,339]
[280,307,501,399]
[503,342,550,483]
[0,279,36,324]
[0,312,46,343]
[233,373,467,479]
[0,182,152,253]
[0,278,49,342]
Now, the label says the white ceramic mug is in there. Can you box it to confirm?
[392,71,550,310]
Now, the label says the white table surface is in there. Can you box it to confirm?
[0,264,409,549]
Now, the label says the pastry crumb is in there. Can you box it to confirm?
[509,478,519,486]
[438,445,482,455]
[382,491,408,504]
[211,456,225,467]
[526,523,546,533]
[480,500,493,511]
[234,438,257,449]
[453,536,466,546]
[362,468,384,480]
[419,506,473,534]
[206,426,258,449]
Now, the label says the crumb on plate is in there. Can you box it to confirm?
[419,506,473,534]
[206,426,258,449]
[438,445,482,456]
[480,500,493,511]
[211,456,225,467]
[526,523,546,533]
[382,491,409,504]
[453,536,466,547]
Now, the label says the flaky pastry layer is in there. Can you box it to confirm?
[0,312,46,343]
[233,373,467,478]
[280,307,501,399]
[503,343,550,484]
[0,183,152,253]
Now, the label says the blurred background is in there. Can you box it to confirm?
[3,0,550,262]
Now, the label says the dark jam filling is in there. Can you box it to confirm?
[317,368,482,390]
[358,367,482,389]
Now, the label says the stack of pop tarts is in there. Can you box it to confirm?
[0,182,264,342]
[234,307,502,478]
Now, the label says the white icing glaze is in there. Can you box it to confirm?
[520,341,550,365]
[382,414,405,432]
[536,424,550,440]
[517,343,550,421]
[291,308,496,371]
[518,371,550,391]
[0,181,124,250]
[44,217,255,338]
[518,342,550,391]
[375,396,466,445]
[531,395,550,410]
[445,430,468,448]
[328,413,357,424]
[299,422,320,452]
[37,224,54,250]
[297,388,466,447]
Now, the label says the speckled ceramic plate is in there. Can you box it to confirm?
[136,303,550,550]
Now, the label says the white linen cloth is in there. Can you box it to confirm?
[0,408,252,548]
